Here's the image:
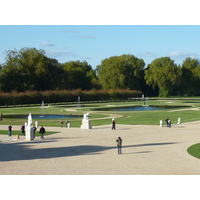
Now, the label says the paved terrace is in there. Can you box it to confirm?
[0,121,200,175]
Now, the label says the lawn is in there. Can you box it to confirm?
[0,99,200,128]
[187,143,200,159]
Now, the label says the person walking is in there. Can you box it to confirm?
[112,119,116,130]
[33,126,37,138]
[21,124,25,136]
[8,124,12,137]
[116,137,122,154]
[168,118,171,128]
[39,126,46,140]
[0,113,3,121]
[60,119,63,128]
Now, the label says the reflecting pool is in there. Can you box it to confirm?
[97,106,189,111]
[4,114,83,119]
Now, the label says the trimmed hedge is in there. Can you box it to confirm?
[0,89,142,105]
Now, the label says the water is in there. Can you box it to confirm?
[98,106,189,112]
[108,106,164,111]
[4,114,83,119]
[111,106,163,111]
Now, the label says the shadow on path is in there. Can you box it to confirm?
[0,141,177,162]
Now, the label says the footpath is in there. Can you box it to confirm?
[1,122,200,175]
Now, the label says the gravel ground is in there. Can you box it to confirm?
[0,121,200,175]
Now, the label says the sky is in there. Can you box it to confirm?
[0,25,200,69]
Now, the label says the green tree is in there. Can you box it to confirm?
[0,48,61,92]
[180,57,200,96]
[61,61,99,90]
[145,57,182,97]
[96,54,145,90]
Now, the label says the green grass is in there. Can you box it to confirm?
[187,143,200,159]
[0,130,58,136]
[0,99,200,127]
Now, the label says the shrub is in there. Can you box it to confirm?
[0,89,142,105]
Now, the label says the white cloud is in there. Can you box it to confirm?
[45,49,75,58]
[44,49,93,63]
[139,52,156,57]
[168,51,198,58]
[41,42,55,46]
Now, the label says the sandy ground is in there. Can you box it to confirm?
[1,121,200,175]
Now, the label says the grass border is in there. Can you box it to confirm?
[187,143,200,159]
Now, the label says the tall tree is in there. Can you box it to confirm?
[180,57,200,96]
[62,61,98,90]
[96,54,145,90]
[0,48,61,92]
[145,57,182,97]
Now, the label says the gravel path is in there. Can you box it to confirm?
[1,121,200,175]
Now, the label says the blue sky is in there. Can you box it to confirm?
[0,25,200,68]
[1,0,200,70]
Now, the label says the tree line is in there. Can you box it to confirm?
[0,47,200,97]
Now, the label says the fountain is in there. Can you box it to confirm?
[78,96,80,107]
[146,97,148,105]
[41,101,44,117]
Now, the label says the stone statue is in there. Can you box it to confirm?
[81,113,92,129]
[83,113,89,121]
[27,113,32,129]
[26,113,34,140]
[160,120,163,127]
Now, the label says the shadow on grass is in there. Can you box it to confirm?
[0,141,178,162]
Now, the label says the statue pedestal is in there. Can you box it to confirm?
[26,127,34,141]
[81,120,92,129]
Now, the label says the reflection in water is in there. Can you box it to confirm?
[99,106,189,112]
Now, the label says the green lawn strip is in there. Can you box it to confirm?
[0,112,108,127]
[0,100,200,127]
[187,143,200,159]
[0,130,58,136]
[92,110,200,126]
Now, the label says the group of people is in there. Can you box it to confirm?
[111,118,123,154]
[7,117,123,154]
[115,116,173,155]
[60,119,70,128]
[8,124,46,139]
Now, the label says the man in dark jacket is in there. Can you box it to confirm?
[112,119,116,130]
[116,137,122,154]
[39,126,46,139]
[8,124,12,136]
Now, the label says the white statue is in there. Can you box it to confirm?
[177,118,181,125]
[81,113,92,129]
[142,94,144,100]
[27,113,32,129]
[160,120,163,127]
[35,121,38,128]
[83,113,89,121]
[26,113,34,140]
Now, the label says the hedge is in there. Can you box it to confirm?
[0,89,142,106]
